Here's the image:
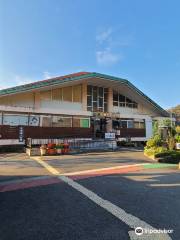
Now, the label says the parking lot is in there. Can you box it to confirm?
[0,151,179,240]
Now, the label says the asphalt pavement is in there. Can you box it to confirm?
[0,151,179,240]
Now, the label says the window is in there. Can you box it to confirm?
[113,120,120,129]
[134,122,140,128]
[134,119,145,129]
[121,120,127,128]
[119,94,125,102]
[73,85,82,102]
[3,114,28,126]
[52,116,72,127]
[127,120,134,128]
[40,90,51,100]
[113,91,138,109]
[87,85,92,95]
[140,122,145,129]
[42,116,52,127]
[87,96,92,107]
[73,118,80,127]
[52,88,62,101]
[63,86,72,102]
[87,85,108,112]
[80,119,89,128]
[73,118,90,128]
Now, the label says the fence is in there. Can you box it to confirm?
[27,138,117,151]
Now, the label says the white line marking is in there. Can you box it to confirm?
[64,163,149,176]
[32,157,172,240]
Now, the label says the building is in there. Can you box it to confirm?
[0,72,169,146]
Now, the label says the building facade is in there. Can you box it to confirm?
[0,72,169,145]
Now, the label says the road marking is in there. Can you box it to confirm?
[32,157,172,240]
[32,157,60,175]
[150,183,180,187]
[64,163,148,176]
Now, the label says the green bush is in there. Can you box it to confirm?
[156,150,180,164]
[168,137,175,150]
[146,135,162,149]
[175,135,180,143]
[175,126,180,134]
[144,146,167,156]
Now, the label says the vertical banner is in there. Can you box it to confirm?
[19,126,24,142]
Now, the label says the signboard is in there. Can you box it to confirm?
[19,126,24,142]
[105,132,115,139]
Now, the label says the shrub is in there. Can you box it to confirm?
[167,137,175,150]
[175,135,180,143]
[144,146,167,156]
[146,135,162,149]
[157,151,180,164]
[175,126,180,134]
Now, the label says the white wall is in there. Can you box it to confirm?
[145,118,153,139]
[113,102,157,116]
[40,100,83,111]
[0,92,34,108]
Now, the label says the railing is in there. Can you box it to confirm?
[27,138,117,151]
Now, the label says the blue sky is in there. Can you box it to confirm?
[0,0,180,109]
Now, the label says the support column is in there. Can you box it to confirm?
[106,87,113,132]
[82,82,87,111]
[34,92,41,110]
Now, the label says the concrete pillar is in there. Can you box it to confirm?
[107,87,113,113]
[82,82,87,111]
[106,87,113,132]
[145,117,153,139]
[34,92,41,110]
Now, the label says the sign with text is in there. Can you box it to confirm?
[19,126,24,142]
[105,132,115,139]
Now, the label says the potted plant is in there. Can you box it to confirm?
[56,144,62,154]
[40,144,47,156]
[47,143,57,155]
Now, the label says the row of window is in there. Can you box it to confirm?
[112,119,145,129]
[0,113,90,128]
[42,116,89,128]
[40,84,82,103]
[87,85,108,112]
[113,91,138,109]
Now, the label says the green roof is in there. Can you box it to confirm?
[0,72,169,117]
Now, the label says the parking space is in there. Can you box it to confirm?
[0,153,50,184]
[41,150,152,174]
[0,151,179,240]
[76,167,180,240]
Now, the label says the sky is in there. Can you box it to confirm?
[0,0,180,109]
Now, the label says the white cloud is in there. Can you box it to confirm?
[0,75,35,90]
[96,48,121,65]
[0,71,53,90]
[14,75,35,85]
[95,27,133,66]
[43,71,51,79]
[96,28,112,44]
